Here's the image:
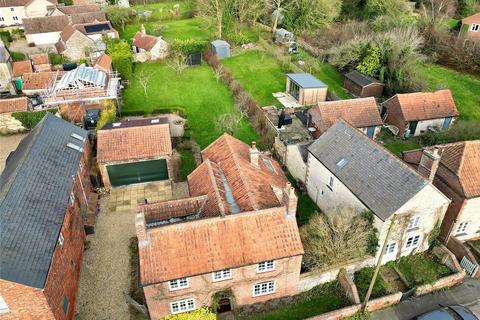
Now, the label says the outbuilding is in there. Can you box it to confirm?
[344,70,384,98]
[211,39,231,59]
[276,28,293,42]
[97,117,173,190]
[286,73,328,106]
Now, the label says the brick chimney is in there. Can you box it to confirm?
[135,209,149,248]
[141,23,146,36]
[418,147,441,182]
[250,141,259,168]
[283,182,297,217]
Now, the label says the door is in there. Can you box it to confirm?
[442,116,452,130]
[290,81,300,100]
[366,126,376,138]
[106,159,168,187]
[408,121,418,136]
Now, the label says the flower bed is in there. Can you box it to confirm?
[354,266,394,301]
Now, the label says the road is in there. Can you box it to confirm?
[372,278,480,320]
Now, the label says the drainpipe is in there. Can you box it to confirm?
[77,171,88,207]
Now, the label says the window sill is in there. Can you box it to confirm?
[212,277,232,283]
[406,227,419,233]
[256,269,275,274]
[253,292,275,298]
[326,185,333,191]
[455,233,468,237]
[168,286,190,292]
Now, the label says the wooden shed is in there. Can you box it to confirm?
[344,70,384,98]
[286,73,327,106]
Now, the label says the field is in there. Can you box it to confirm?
[122,63,258,148]
[222,50,286,107]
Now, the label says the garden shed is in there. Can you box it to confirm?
[211,40,231,59]
[344,70,384,98]
[276,28,293,43]
[286,73,328,106]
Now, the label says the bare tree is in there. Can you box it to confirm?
[196,0,228,38]
[215,111,245,134]
[268,0,284,36]
[166,52,188,75]
[419,0,456,32]
[135,69,152,98]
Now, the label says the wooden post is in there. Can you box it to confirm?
[362,214,396,310]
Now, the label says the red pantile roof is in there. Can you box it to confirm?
[188,134,287,216]
[309,97,382,132]
[132,31,158,51]
[462,12,480,24]
[21,72,57,90]
[97,117,172,163]
[59,24,77,42]
[142,195,208,224]
[12,60,33,77]
[30,53,49,65]
[386,89,459,121]
[138,207,304,284]
[0,96,28,113]
[94,53,112,73]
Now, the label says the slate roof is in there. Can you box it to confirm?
[308,119,428,221]
[0,113,87,289]
[138,206,304,285]
[23,15,69,34]
[97,117,172,163]
[287,73,327,88]
[309,97,382,132]
[12,60,33,77]
[344,70,383,87]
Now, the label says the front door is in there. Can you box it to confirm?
[408,121,418,136]
[217,298,232,313]
[366,126,376,138]
[442,116,452,130]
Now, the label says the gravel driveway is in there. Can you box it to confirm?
[0,133,27,172]
[75,181,173,320]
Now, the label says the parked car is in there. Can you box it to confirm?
[84,108,101,130]
[415,305,479,320]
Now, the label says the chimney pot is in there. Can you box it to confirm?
[250,141,259,168]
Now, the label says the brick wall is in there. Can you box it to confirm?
[384,97,407,136]
[414,271,466,297]
[307,304,361,320]
[338,268,360,304]
[366,292,402,312]
[144,255,302,319]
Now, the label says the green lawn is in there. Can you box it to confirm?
[354,267,393,301]
[377,129,421,157]
[121,18,214,42]
[286,173,320,225]
[122,62,258,148]
[395,253,452,287]
[131,1,191,20]
[313,63,352,100]
[222,50,286,107]
[241,281,350,320]
[417,63,480,121]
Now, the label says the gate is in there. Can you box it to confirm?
[460,256,479,276]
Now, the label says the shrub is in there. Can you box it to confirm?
[48,53,67,65]
[163,307,215,320]
[106,40,133,79]
[356,44,382,77]
[96,100,117,129]
[225,30,250,45]
[419,120,480,145]
[0,31,12,45]
[10,51,27,62]
[171,39,208,55]
[12,109,57,129]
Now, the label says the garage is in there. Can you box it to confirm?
[106,159,169,187]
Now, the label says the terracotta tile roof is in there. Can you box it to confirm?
[21,72,57,90]
[404,141,480,198]
[97,117,172,163]
[12,60,33,77]
[387,89,459,122]
[462,12,480,24]
[0,97,28,113]
[30,53,49,65]
[138,207,304,284]
[0,0,29,6]
[55,40,66,54]
[56,4,101,14]
[94,53,112,73]
[309,97,382,132]
[59,24,77,42]
[132,31,158,51]
[142,195,209,225]
[23,15,69,34]
[188,134,287,216]
[70,11,106,24]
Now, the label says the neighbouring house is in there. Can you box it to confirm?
[0,41,13,93]
[93,52,111,73]
[211,39,230,59]
[12,59,33,77]
[0,113,92,319]
[286,73,328,106]
[0,0,57,27]
[97,117,173,190]
[383,89,459,138]
[55,22,118,61]
[30,53,51,72]
[20,71,58,95]
[344,70,384,98]
[403,141,480,243]
[461,12,480,43]
[308,97,383,139]
[136,134,303,319]
[132,25,168,62]
[305,119,450,263]
[0,96,28,113]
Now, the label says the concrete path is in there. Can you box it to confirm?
[372,278,480,320]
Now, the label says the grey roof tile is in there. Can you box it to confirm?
[345,70,382,87]
[287,73,327,88]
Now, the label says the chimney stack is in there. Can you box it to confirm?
[250,141,259,168]
[418,147,441,182]
[135,209,149,248]
[283,182,297,218]
[141,23,146,36]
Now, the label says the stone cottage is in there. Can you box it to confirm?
[132,25,168,62]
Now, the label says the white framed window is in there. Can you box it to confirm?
[168,278,189,291]
[384,242,396,255]
[253,281,276,297]
[327,176,334,190]
[471,23,479,32]
[257,260,275,273]
[12,16,18,21]
[58,232,64,247]
[0,17,4,22]
[170,298,195,314]
[10,7,14,11]
[405,235,420,249]
[407,216,420,230]
[69,192,75,205]
[0,296,9,314]
[212,269,231,282]
[456,222,469,235]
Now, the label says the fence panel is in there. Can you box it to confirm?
[461,256,479,276]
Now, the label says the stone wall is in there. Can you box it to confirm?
[338,268,360,304]
[414,271,466,297]
[432,244,462,272]
[447,236,480,277]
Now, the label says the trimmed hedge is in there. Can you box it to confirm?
[12,109,57,129]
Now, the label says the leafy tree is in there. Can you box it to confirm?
[356,44,381,77]
[106,39,133,79]
[104,5,136,32]
[282,0,342,32]
[457,0,479,18]
[196,0,230,38]
[365,0,409,18]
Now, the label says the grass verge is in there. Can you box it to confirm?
[394,253,452,287]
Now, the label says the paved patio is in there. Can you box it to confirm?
[75,181,174,320]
